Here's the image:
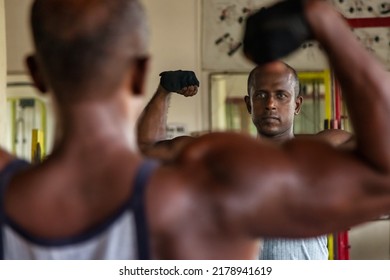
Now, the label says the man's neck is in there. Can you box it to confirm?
[52,94,140,156]
[257,131,295,145]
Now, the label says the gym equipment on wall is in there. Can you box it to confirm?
[7,81,48,162]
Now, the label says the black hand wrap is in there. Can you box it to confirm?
[243,0,312,64]
[159,70,200,92]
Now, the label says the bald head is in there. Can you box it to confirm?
[247,62,300,97]
[31,0,149,101]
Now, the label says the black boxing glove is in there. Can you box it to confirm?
[243,0,312,64]
[159,70,200,92]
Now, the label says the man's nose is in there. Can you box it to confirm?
[265,95,276,110]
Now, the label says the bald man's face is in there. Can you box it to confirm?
[245,64,302,138]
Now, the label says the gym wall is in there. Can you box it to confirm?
[0,0,6,146]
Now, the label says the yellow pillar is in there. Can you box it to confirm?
[0,0,6,147]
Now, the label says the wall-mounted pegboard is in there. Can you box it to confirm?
[332,0,390,18]
[201,0,390,71]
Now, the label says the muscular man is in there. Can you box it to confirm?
[2,0,390,259]
[246,63,348,260]
[137,64,349,261]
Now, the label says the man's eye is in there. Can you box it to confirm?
[256,92,267,98]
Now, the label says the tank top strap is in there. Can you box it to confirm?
[130,159,159,260]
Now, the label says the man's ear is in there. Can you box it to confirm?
[294,95,303,115]
[25,55,48,94]
[131,56,150,96]
[244,95,252,114]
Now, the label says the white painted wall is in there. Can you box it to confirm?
[349,220,390,260]
[141,0,203,133]
[4,0,32,74]
[0,0,6,147]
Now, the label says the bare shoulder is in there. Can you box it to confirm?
[0,149,16,170]
[142,136,195,162]
[147,133,270,258]
[155,136,194,152]
[176,132,261,162]
[297,129,353,147]
[147,132,264,215]
[166,131,359,189]
[169,131,301,194]
[315,129,352,145]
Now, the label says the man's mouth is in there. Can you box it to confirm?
[261,116,280,121]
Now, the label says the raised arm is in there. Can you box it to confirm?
[137,70,199,160]
[306,1,390,173]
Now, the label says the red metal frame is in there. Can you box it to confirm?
[337,231,350,260]
[346,17,390,28]
[334,79,342,128]
[329,15,390,260]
